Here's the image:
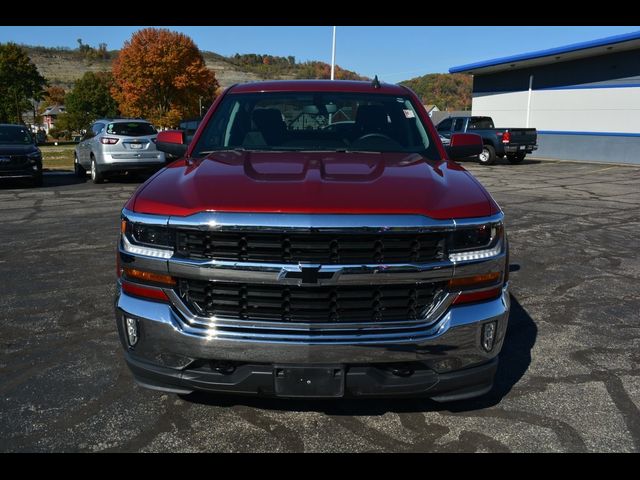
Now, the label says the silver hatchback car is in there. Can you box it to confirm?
[74,119,166,183]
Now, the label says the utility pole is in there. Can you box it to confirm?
[330,26,337,80]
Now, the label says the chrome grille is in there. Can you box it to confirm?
[178,280,443,323]
[175,231,445,264]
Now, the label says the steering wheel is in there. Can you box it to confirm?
[354,133,394,142]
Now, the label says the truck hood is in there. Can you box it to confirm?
[131,151,497,219]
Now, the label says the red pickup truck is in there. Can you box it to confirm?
[115,80,510,401]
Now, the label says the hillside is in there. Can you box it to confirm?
[22,45,366,91]
[400,73,472,111]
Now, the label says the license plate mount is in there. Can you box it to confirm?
[274,365,345,398]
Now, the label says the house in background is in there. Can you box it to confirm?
[424,104,440,117]
[41,105,65,133]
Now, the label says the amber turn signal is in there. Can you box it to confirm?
[448,272,501,289]
[123,267,176,286]
[121,219,127,234]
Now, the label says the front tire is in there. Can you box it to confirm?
[507,152,526,164]
[74,153,86,178]
[91,158,105,184]
[478,145,497,165]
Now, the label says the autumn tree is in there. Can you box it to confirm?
[0,43,47,123]
[400,73,472,111]
[55,71,118,133]
[294,61,367,80]
[112,28,218,127]
[42,85,66,108]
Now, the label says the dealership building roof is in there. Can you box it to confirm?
[449,30,640,75]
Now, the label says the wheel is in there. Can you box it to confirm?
[90,158,105,184]
[478,144,497,165]
[74,153,86,178]
[507,152,526,164]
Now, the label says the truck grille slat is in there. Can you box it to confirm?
[175,231,445,264]
[179,280,442,323]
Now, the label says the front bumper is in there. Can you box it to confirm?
[0,166,39,179]
[115,285,510,400]
[97,152,166,171]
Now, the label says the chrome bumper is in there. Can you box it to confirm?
[115,284,510,374]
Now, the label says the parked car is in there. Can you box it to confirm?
[117,80,510,401]
[0,124,43,187]
[74,119,166,184]
[436,116,537,165]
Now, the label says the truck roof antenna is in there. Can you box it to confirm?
[372,75,381,89]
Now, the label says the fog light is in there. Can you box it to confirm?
[125,317,139,347]
[482,321,497,352]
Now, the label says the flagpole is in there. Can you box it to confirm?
[330,26,336,80]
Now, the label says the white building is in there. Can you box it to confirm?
[450,30,640,164]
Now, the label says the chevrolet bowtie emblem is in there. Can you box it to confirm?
[282,265,335,284]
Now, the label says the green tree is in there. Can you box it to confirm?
[400,73,472,111]
[55,71,118,133]
[0,43,47,123]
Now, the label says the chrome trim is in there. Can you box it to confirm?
[166,211,457,232]
[119,208,506,285]
[121,207,503,233]
[453,213,504,228]
[164,288,455,332]
[115,284,510,370]
[167,257,454,285]
[121,209,169,227]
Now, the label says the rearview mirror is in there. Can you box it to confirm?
[445,133,483,160]
[156,130,188,158]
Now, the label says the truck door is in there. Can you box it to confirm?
[453,117,467,134]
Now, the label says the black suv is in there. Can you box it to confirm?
[0,124,43,187]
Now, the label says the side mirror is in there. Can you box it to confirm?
[446,133,483,160]
[156,130,188,158]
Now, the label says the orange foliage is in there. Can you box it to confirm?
[111,28,218,127]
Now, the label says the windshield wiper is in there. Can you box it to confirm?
[196,147,284,155]
[332,149,382,154]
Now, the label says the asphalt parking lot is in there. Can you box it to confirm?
[1,158,639,452]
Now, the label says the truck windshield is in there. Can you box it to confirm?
[192,92,439,159]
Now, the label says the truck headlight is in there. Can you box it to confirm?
[131,223,173,248]
[27,151,42,162]
[121,219,174,258]
[449,223,503,262]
